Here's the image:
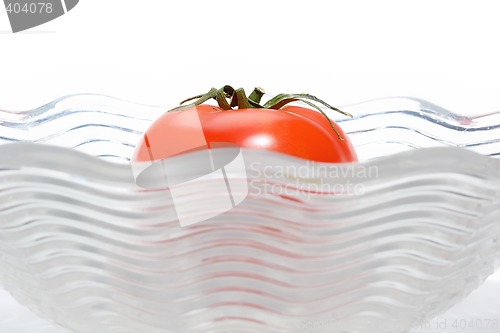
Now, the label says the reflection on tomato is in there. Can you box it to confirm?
[132,86,357,163]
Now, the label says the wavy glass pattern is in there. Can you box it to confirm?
[2,95,500,162]
[1,95,500,333]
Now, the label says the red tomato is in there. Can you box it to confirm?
[132,103,357,163]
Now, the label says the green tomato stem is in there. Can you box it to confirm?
[248,86,265,105]
[169,85,350,141]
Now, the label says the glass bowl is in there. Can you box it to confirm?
[1,95,500,333]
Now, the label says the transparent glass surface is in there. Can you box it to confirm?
[1,95,500,333]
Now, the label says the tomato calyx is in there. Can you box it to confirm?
[169,85,352,141]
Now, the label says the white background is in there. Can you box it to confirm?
[0,0,500,114]
[1,1,500,332]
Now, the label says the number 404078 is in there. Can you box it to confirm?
[6,2,53,14]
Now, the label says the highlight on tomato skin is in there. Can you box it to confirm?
[132,86,358,164]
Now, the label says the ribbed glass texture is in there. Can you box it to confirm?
[1,95,500,333]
